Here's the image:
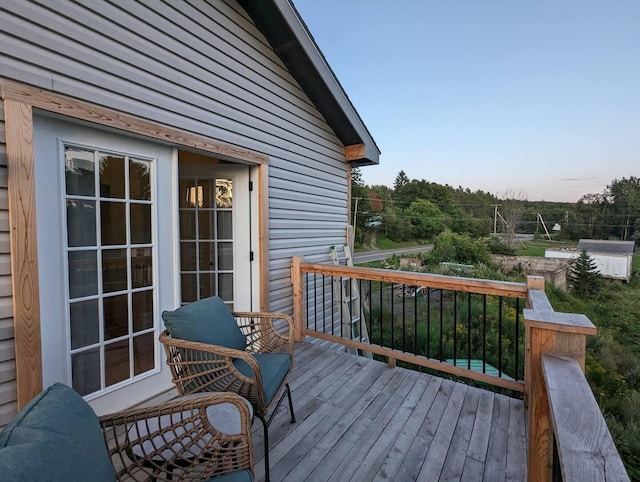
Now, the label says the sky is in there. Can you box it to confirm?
[292,0,640,202]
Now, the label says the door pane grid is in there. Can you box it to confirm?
[64,146,156,397]
[179,176,234,306]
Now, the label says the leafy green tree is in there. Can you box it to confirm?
[405,199,445,239]
[426,230,490,266]
[568,250,601,297]
[382,207,412,241]
[350,167,372,246]
[607,177,640,240]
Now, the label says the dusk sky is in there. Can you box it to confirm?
[293,0,640,202]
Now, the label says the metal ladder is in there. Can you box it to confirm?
[330,245,373,359]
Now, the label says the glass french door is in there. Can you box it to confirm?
[178,159,252,311]
[34,116,177,415]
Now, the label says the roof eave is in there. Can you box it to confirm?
[237,0,380,166]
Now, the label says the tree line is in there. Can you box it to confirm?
[351,169,640,245]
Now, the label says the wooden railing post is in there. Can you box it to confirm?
[291,256,305,342]
[524,279,596,482]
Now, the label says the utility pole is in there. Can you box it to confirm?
[492,204,501,235]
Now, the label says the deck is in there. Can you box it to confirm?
[251,340,526,481]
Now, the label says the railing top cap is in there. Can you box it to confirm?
[524,309,596,335]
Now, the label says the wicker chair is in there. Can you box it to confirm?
[159,296,296,482]
[101,392,254,481]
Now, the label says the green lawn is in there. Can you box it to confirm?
[515,240,575,257]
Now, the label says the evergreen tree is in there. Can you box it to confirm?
[393,170,410,191]
[568,250,601,297]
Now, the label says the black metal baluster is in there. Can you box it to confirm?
[426,287,431,358]
[482,295,487,373]
[331,276,335,336]
[305,273,309,331]
[379,281,383,345]
[453,291,458,366]
[402,284,406,352]
[498,296,503,377]
[414,288,418,355]
[467,292,472,370]
[515,297,521,381]
[391,282,395,351]
[439,289,444,361]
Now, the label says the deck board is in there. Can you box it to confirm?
[255,341,527,481]
[134,340,526,481]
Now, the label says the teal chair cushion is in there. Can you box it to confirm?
[163,296,247,351]
[233,353,291,405]
[0,383,115,481]
[208,470,253,482]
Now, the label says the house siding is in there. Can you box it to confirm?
[0,0,351,418]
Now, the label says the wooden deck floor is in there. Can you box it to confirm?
[252,340,526,482]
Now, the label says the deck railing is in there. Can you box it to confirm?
[291,257,527,392]
[290,257,630,482]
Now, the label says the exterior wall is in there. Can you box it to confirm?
[546,249,631,281]
[492,255,572,290]
[0,1,351,420]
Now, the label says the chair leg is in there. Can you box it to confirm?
[286,383,296,423]
[257,413,270,482]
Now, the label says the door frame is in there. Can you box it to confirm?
[2,80,270,408]
[177,154,259,311]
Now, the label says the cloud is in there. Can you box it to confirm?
[558,177,598,182]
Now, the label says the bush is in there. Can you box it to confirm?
[426,230,491,266]
[485,236,516,255]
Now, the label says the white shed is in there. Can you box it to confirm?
[545,240,635,282]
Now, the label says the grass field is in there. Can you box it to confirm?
[514,239,575,257]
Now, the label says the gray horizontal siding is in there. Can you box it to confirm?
[0,0,352,417]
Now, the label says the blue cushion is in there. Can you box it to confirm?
[163,296,247,351]
[207,469,253,482]
[233,353,291,405]
[0,383,115,481]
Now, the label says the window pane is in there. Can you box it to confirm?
[218,273,233,301]
[99,154,125,199]
[101,201,126,245]
[180,179,198,208]
[216,178,233,208]
[133,333,154,376]
[68,250,98,299]
[72,349,101,396]
[102,249,127,293]
[181,274,197,303]
[65,148,95,196]
[103,294,129,340]
[129,160,151,200]
[131,248,152,289]
[200,273,216,300]
[130,204,151,244]
[67,199,96,247]
[70,299,99,350]
[132,290,153,332]
[105,339,130,387]
[179,211,196,240]
[198,211,215,239]
[218,242,233,270]
[199,242,215,271]
[200,179,215,208]
[217,211,232,239]
[180,242,197,271]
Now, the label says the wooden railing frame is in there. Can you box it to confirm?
[291,257,528,392]
[291,261,628,482]
[542,354,629,482]
[524,276,600,482]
